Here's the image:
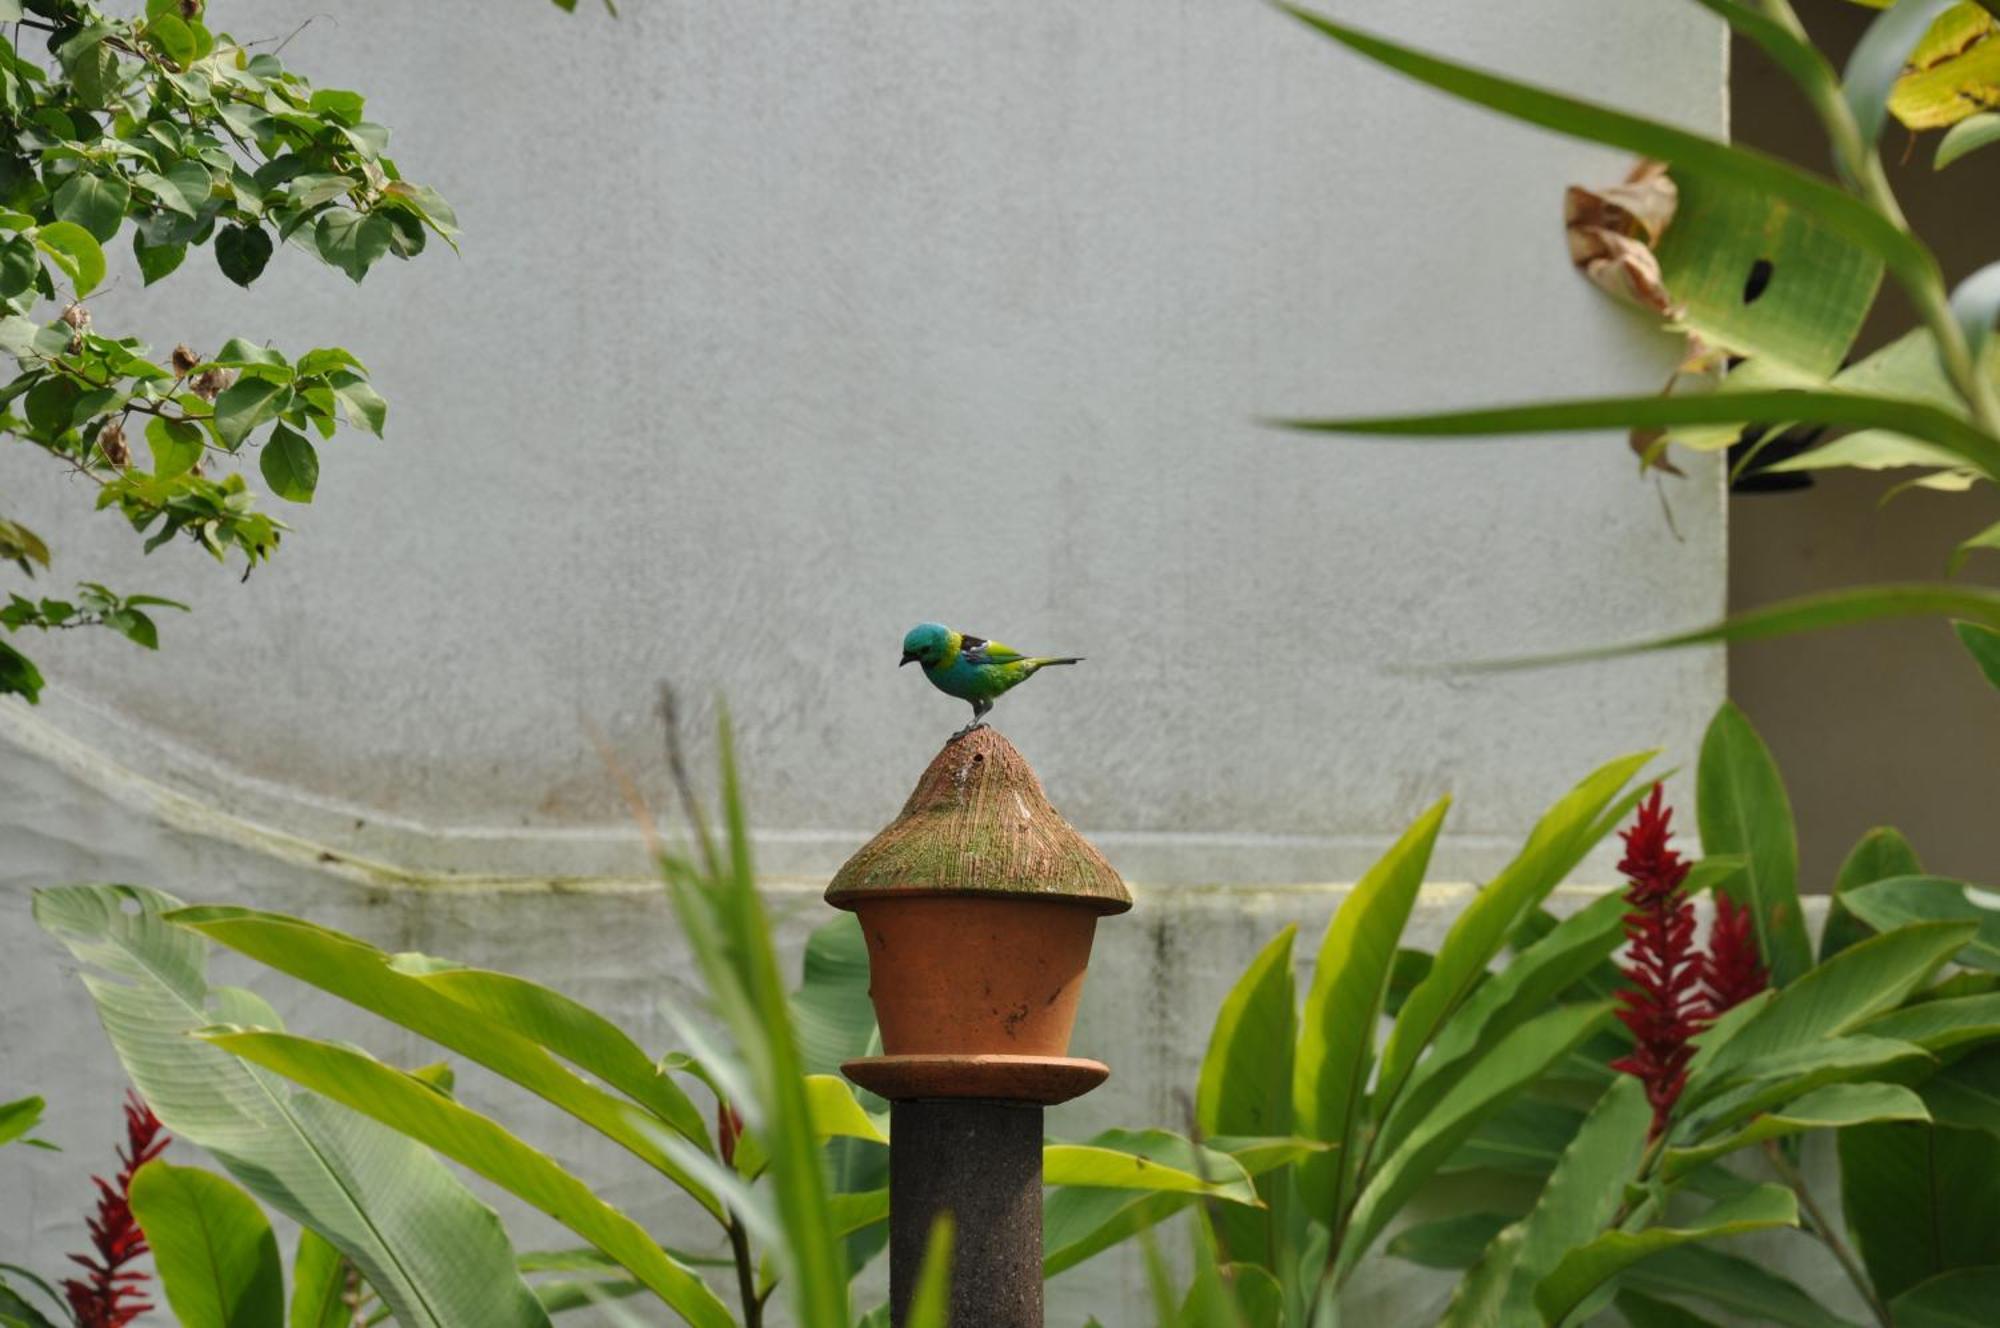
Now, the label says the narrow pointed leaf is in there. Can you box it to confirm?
[1664,1082,1929,1177]
[1840,877,2000,971]
[1890,1268,2000,1328]
[1955,619,2000,687]
[1838,1122,2000,1301]
[1823,828,1923,962]
[1937,111,2000,168]
[1698,703,1812,987]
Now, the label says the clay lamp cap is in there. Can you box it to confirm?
[825,726,1132,915]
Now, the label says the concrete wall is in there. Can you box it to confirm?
[2,1,1737,1323]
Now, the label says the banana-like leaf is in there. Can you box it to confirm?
[1339,1001,1608,1277]
[1278,390,2000,482]
[1292,799,1447,1222]
[1273,6,1929,288]
[33,884,550,1328]
[1841,876,2000,970]
[1533,1185,1800,1327]
[1823,827,1924,963]
[1440,1077,1651,1328]
[170,905,722,1220]
[1838,1122,2000,1300]
[1890,1268,2000,1328]
[790,913,878,1078]
[202,1029,734,1328]
[1698,702,1812,988]
[1938,110,2000,166]
[128,1161,285,1328]
[1688,922,1976,1100]
[1663,1082,1929,1178]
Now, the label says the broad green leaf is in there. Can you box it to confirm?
[1691,922,1975,1096]
[1378,755,1648,1119]
[259,425,319,503]
[1045,1131,1258,1202]
[1278,390,2000,484]
[1697,702,1811,987]
[1616,1291,1724,1328]
[1841,877,2000,971]
[1378,890,1628,1167]
[1294,798,1447,1221]
[1274,6,1929,288]
[1664,1082,1929,1177]
[33,885,549,1328]
[1197,924,1296,1269]
[1680,1035,1932,1141]
[216,224,273,288]
[1839,1122,2000,1300]
[290,1230,348,1328]
[1858,991,2000,1050]
[52,172,130,243]
[314,208,392,283]
[170,905,723,1219]
[0,1096,45,1148]
[1043,1129,1257,1277]
[213,377,287,449]
[129,1160,284,1328]
[802,1074,884,1144]
[1622,1246,1858,1328]
[789,913,877,1077]
[1533,1185,1799,1326]
[203,1029,733,1328]
[33,221,105,296]
[1954,620,2000,689]
[1846,0,1964,148]
[1922,1046,2000,1136]
[1823,828,1923,962]
[1440,1076,1650,1328]
[1389,1212,1514,1270]
[147,416,204,479]
[1938,111,2000,167]
[329,371,386,435]
[1341,1001,1608,1276]
[1890,1268,2000,1328]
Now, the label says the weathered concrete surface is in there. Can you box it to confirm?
[0,0,1725,887]
[888,1100,1043,1328]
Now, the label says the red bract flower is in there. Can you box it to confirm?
[1705,892,1768,1014]
[717,1099,744,1168]
[1609,785,1709,1139]
[62,1091,168,1328]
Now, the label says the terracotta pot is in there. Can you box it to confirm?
[853,895,1100,1057]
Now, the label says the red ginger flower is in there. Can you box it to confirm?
[63,1091,168,1328]
[1705,892,1768,1014]
[1609,785,1710,1139]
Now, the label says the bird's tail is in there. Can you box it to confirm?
[1029,656,1083,668]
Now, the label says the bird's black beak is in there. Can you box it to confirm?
[899,651,918,667]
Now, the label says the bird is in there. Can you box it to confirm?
[899,622,1082,738]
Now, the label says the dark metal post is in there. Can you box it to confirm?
[888,1100,1043,1328]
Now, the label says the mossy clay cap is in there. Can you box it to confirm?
[825,726,1131,915]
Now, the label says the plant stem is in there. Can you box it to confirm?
[725,1211,762,1328]
[1758,0,2000,443]
[1762,1140,1891,1327]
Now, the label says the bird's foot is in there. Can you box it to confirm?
[948,720,989,742]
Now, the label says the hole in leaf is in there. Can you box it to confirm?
[1743,259,1774,304]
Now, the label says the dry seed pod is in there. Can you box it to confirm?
[171,344,201,378]
[97,420,129,468]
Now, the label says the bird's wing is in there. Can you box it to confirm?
[959,634,1027,666]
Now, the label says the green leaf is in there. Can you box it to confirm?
[129,1161,285,1328]
[134,234,186,285]
[1197,924,1296,1268]
[313,207,392,283]
[1440,1076,1651,1328]
[1275,6,1930,289]
[1622,1246,1857,1328]
[1444,1096,1589,1177]
[1859,991,2000,1051]
[1664,1082,1930,1178]
[1922,1046,2000,1137]
[789,912,877,1077]
[1824,828,1923,963]
[0,1096,46,1149]
[259,425,318,503]
[1845,0,1963,150]
[1341,1001,1608,1277]
[0,1277,60,1328]
[1890,1268,2000,1328]
[1378,755,1649,1119]
[1841,877,2000,971]
[171,905,722,1219]
[1278,390,2000,485]
[1043,1130,1256,1276]
[904,1217,953,1328]
[1691,922,1976,1097]
[1697,702,1812,988]
[0,639,45,703]
[1389,1212,1514,1270]
[1938,111,2000,168]
[1953,262,2000,365]
[147,416,204,478]
[34,221,105,296]
[0,236,38,299]
[289,1230,348,1328]
[32,885,550,1328]
[52,172,130,243]
[203,1028,735,1328]
[1533,1185,1799,1326]
[328,371,386,435]
[213,376,287,448]
[1615,1291,1724,1328]
[215,224,273,288]
[1293,799,1447,1221]
[1681,1034,1933,1142]
[1838,1123,2000,1301]
[1045,1134,1258,1201]
[1955,620,2000,690]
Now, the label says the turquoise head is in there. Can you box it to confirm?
[899,622,953,668]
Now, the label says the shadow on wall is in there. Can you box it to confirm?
[1728,4,2000,890]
